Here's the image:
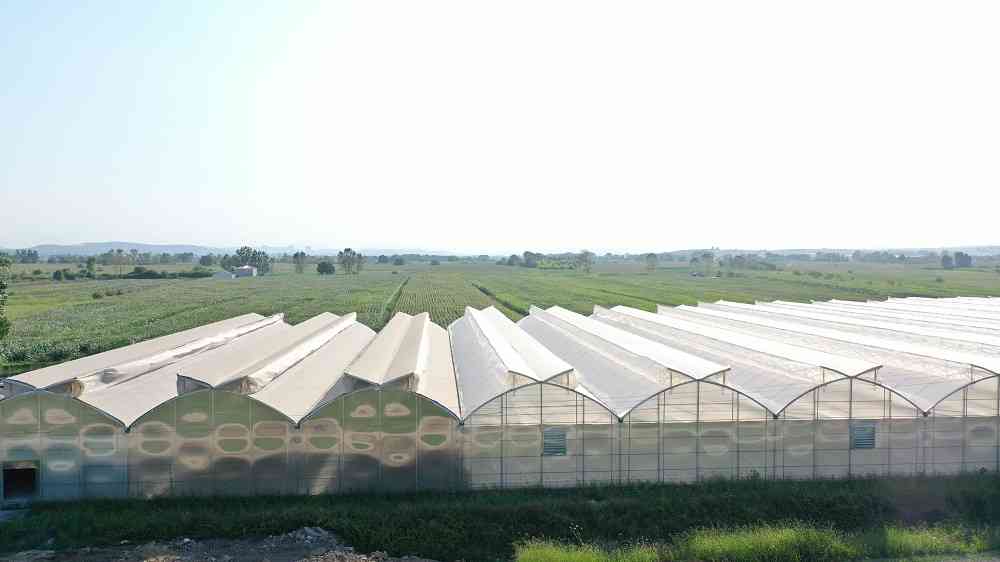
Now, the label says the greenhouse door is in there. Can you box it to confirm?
[2,461,39,502]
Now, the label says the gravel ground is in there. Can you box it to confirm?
[1,528,439,562]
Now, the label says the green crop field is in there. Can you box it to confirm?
[3,260,1000,376]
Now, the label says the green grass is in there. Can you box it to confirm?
[519,524,1000,562]
[5,475,1000,561]
[4,260,1000,374]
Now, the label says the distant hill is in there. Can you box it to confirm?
[2,242,459,258]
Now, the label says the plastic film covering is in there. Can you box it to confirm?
[343,312,460,416]
[888,297,1000,316]
[659,304,974,414]
[696,302,1000,376]
[61,315,286,397]
[808,300,1000,333]
[299,387,461,494]
[517,309,702,418]
[747,301,1000,351]
[592,305,879,414]
[1,392,127,500]
[872,299,1000,323]
[251,322,377,423]
[77,322,293,427]
[178,312,346,391]
[239,314,360,393]
[7,314,267,393]
[449,307,573,418]
[531,306,729,382]
[461,382,617,488]
[345,313,433,385]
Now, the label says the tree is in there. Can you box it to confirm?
[506,254,522,267]
[235,246,271,274]
[378,255,389,264]
[955,252,973,268]
[85,257,96,278]
[576,250,595,273]
[522,251,542,268]
[337,248,364,274]
[941,252,954,270]
[292,251,308,274]
[198,254,216,267]
[392,256,405,266]
[317,261,336,275]
[430,259,441,266]
[644,253,658,272]
[114,249,125,278]
[0,255,10,339]
[14,249,39,264]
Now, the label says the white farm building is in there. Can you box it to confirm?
[2,296,1000,502]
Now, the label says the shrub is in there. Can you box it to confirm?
[91,292,103,299]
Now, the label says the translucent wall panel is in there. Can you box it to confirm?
[299,388,461,494]
[461,383,616,489]
[128,390,295,498]
[621,382,770,484]
[0,393,126,502]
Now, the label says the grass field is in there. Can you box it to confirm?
[3,474,1000,560]
[3,260,1000,375]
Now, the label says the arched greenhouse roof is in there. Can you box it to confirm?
[7,296,1000,425]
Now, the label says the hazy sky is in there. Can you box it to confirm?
[2,1,998,254]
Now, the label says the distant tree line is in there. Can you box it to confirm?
[0,254,11,339]
[495,250,595,272]
[941,251,973,270]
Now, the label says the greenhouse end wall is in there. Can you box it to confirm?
[2,380,999,503]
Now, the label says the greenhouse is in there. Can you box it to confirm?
[2,296,999,502]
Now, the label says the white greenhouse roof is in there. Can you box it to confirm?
[8,296,1000,425]
[8,313,268,391]
[449,306,573,418]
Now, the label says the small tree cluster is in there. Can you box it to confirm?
[217,246,271,274]
[0,255,10,339]
[337,248,365,274]
[292,251,308,274]
[575,250,595,273]
[317,261,336,275]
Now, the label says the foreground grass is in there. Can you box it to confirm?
[517,524,999,562]
[4,475,1000,560]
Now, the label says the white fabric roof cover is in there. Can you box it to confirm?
[251,321,377,422]
[518,306,728,417]
[449,306,573,418]
[67,314,286,396]
[660,304,988,412]
[79,320,294,426]
[592,305,880,414]
[178,312,349,389]
[10,296,1000,426]
[807,300,1000,333]
[746,300,1000,350]
[9,313,268,390]
[344,312,459,414]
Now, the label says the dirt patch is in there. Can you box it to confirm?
[2,528,439,562]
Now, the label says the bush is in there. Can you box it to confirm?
[316,261,335,275]
[91,292,103,299]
